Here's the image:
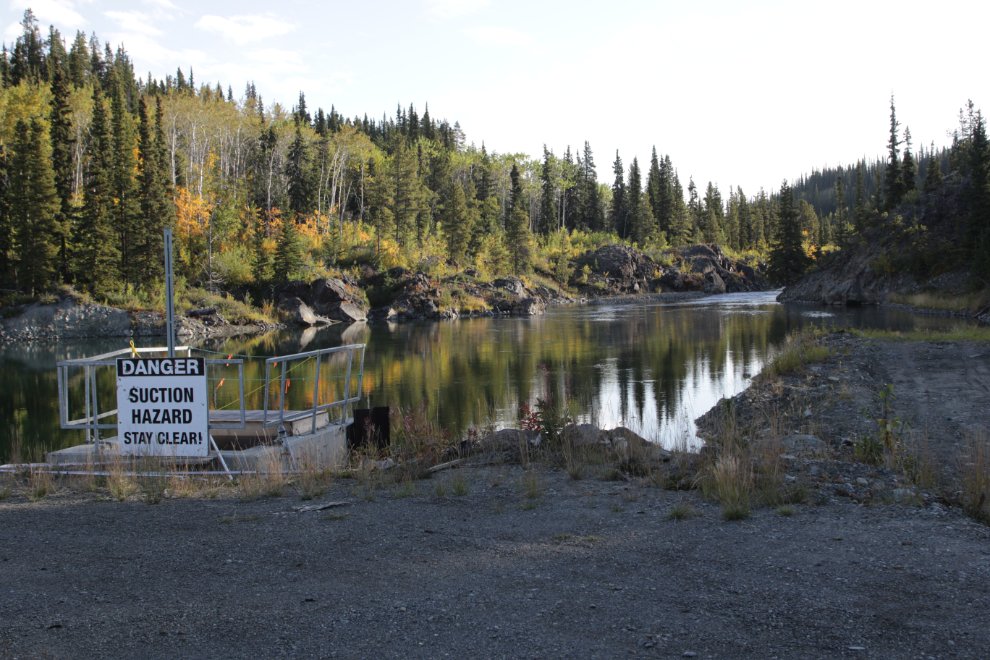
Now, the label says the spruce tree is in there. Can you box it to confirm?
[853,162,868,234]
[0,146,10,284]
[135,96,166,285]
[273,218,304,282]
[538,145,557,234]
[505,164,532,275]
[767,180,812,285]
[108,70,141,283]
[627,158,654,245]
[442,180,471,263]
[72,85,119,291]
[834,172,848,247]
[10,119,59,294]
[286,121,316,216]
[902,127,917,194]
[610,151,626,237]
[49,63,74,276]
[923,149,943,192]
[883,95,905,210]
[965,111,990,275]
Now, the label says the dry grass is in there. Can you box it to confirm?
[760,329,832,379]
[106,453,137,502]
[961,429,990,523]
[28,466,55,501]
[520,467,545,499]
[888,290,990,314]
[450,469,471,496]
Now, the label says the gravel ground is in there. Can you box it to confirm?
[2,332,990,660]
[1,466,989,660]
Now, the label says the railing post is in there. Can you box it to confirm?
[310,353,322,435]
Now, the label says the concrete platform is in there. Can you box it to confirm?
[46,415,350,472]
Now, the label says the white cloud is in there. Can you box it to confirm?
[245,48,304,70]
[104,10,163,36]
[142,0,180,10]
[425,0,489,20]
[462,26,529,48]
[9,0,85,28]
[194,14,295,45]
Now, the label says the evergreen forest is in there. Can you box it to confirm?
[1,9,988,306]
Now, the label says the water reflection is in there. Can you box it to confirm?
[0,292,974,461]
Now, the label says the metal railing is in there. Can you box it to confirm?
[56,346,246,442]
[262,344,365,437]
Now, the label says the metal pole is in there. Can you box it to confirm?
[164,227,175,358]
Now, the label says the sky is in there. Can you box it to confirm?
[3,0,988,195]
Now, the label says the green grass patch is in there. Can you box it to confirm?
[851,326,990,343]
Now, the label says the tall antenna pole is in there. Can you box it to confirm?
[164,227,176,358]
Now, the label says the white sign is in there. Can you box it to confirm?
[116,357,209,457]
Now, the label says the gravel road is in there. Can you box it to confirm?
[1,466,988,660]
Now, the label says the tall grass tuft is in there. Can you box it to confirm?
[760,328,832,379]
[28,466,54,501]
[961,429,990,523]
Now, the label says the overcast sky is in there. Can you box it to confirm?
[4,0,987,194]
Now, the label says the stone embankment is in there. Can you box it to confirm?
[0,293,280,344]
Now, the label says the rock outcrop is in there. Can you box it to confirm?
[274,278,369,325]
[777,246,912,306]
[574,243,769,297]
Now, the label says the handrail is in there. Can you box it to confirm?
[262,343,366,432]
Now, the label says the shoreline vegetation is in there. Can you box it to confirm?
[3,327,988,528]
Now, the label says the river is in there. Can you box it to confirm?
[0,292,972,463]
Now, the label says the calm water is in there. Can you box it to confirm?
[0,291,974,462]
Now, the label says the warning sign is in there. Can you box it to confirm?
[116,357,209,457]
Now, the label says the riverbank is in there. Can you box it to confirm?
[2,330,989,658]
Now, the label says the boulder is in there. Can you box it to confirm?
[278,297,324,326]
[703,271,726,294]
[493,277,526,297]
[481,428,541,453]
[311,278,352,310]
[589,244,658,280]
[326,301,367,323]
[602,426,671,462]
[513,297,546,315]
[562,423,603,446]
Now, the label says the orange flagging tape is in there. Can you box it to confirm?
[215,378,225,390]
[285,379,290,393]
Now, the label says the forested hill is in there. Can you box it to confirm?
[0,9,789,304]
[774,98,990,308]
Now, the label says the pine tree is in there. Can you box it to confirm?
[923,148,943,192]
[834,172,848,247]
[902,127,917,195]
[505,164,532,275]
[610,151,627,237]
[134,96,169,285]
[768,180,812,285]
[72,85,119,290]
[0,146,11,284]
[391,140,426,247]
[287,121,316,216]
[883,95,905,210]
[10,119,60,294]
[627,158,654,245]
[49,62,74,277]
[273,218,304,282]
[538,145,556,234]
[108,70,141,283]
[966,110,990,275]
[442,180,471,263]
[853,161,868,234]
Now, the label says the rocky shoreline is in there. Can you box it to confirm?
[0,242,770,343]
